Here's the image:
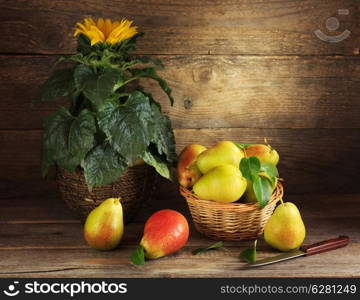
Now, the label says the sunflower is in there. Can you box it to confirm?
[74,17,138,46]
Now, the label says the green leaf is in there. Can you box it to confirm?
[129,67,174,105]
[240,240,257,263]
[259,162,278,189]
[259,172,277,190]
[150,102,177,163]
[82,143,127,189]
[68,109,96,156]
[253,175,273,208]
[83,67,125,108]
[119,56,164,71]
[97,91,153,163]
[41,109,74,176]
[240,156,261,181]
[142,150,171,180]
[73,64,95,90]
[192,241,223,255]
[137,56,164,68]
[260,162,279,178]
[41,108,96,175]
[233,142,252,150]
[33,68,74,104]
[53,55,70,66]
[131,245,145,266]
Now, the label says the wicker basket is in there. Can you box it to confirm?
[180,182,283,240]
[56,165,155,223]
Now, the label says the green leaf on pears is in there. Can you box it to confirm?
[259,172,277,189]
[260,162,279,178]
[192,241,224,255]
[240,240,257,263]
[233,142,252,150]
[253,176,273,208]
[240,156,261,180]
[131,245,145,266]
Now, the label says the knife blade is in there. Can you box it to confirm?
[247,235,349,267]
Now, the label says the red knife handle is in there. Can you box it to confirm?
[301,236,349,256]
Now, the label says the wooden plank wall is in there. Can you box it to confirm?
[0,0,359,195]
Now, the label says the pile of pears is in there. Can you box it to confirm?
[177,141,279,204]
[178,140,307,252]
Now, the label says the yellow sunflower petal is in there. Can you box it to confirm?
[110,20,132,38]
[89,25,105,41]
[74,28,85,37]
[76,22,87,32]
[108,22,137,43]
[86,30,104,45]
[111,21,120,31]
[89,36,103,46]
[84,18,96,30]
[96,18,106,35]
[104,19,113,38]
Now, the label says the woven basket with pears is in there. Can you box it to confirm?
[178,141,283,240]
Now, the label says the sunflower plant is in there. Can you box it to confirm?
[34,18,177,189]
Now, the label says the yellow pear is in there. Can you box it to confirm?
[84,198,124,251]
[196,141,244,174]
[264,202,306,251]
[193,164,247,203]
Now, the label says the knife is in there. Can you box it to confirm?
[247,235,349,267]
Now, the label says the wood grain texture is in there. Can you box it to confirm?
[0,0,359,55]
[1,128,360,194]
[0,190,359,277]
[1,55,360,129]
[0,243,358,277]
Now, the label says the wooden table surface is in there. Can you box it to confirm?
[0,179,359,278]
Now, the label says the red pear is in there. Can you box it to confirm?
[177,144,207,188]
[245,144,279,166]
[140,209,189,259]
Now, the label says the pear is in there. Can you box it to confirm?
[177,144,207,188]
[264,202,306,251]
[245,144,279,166]
[196,141,244,174]
[140,209,189,259]
[84,198,124,251]
[193,164,247,203]
[244,179,257,203]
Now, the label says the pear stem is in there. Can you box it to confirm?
[264,137,273,150]
[279,197,284,205]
